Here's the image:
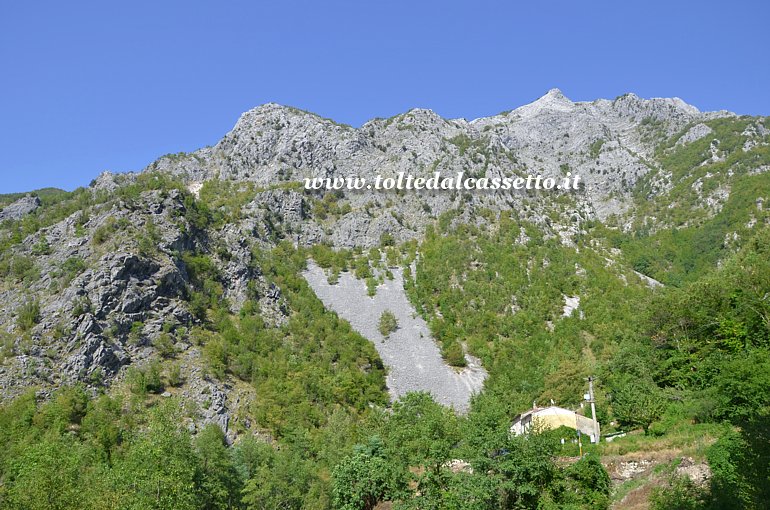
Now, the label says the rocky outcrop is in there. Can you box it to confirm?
[63,334,128,381]
[0,195,41,221]
[676,123,713,146]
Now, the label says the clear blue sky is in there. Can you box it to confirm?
[1,0,769,193]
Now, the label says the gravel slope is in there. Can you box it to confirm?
[303,261,487,412]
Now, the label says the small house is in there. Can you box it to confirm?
[510,405,599,443]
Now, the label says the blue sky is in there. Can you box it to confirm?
[1,0,768,193]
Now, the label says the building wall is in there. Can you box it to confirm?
[510,406,598,441]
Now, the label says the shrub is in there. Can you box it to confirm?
[366,277,377,297]
[127,362,164,395]
[589,138,605,159]
[0,332,15,360]
[92,216,127,245]
[153,332,176,358]
[167,363,184,387]
[17,300,40,331]
[137,217,161,257]
[89,367,104,387]
[31,237,51,256]
[60,257,86,284]
[378,310,398,337]
[10,255,38,282]
[442,340,466,367]
[564,453,612,509]
[128,321,144,346]
[380,232,395,247]
[71,296,92,318]
[649,475,706,510]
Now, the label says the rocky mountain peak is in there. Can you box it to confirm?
[608,92,701,119]
[544,87,569,100]
[512,88,575,118]
[133,89,747,232]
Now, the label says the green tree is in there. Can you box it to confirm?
[611,378,666,434]
[3,436,88,510]
[486,431,559,509]
[332,437,405,510]
[195,424,242,510]
[109,402,201,510]
[241,449,315,510]
[384,392,461,490]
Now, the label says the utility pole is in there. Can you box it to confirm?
[587,376,600,443]
[577,429,583,456]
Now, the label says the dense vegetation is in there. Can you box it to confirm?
[199,242,389,435]
[610,117,770,286]
[408,209,650,413]
[641,230,770,508]
[0,383,616,510]
[3,214,767,507]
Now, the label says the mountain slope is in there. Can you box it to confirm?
[0,90,768,509]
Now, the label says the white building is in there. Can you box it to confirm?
[510,405,600,443]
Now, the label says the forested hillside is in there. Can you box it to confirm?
[0,94,768,509]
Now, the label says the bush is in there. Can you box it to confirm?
[128,321,144,345]
[92,216,127,245]
[167,363,184,387]
[71,296,92,318]
[564,453,612,509]
[137,217,161,257]
[649,475,706,510]
[153,332,176,358]
[10,255,38,282]
[366,277,378,297]
[31,237,51,256]
[0,332,15,359]
[60,256,86,283]
[378,310,398,337]
[442,340,466,367]
[17,300,40,331]
[126,362,164,395]
[181,251,223,320]
[380,232,395,247]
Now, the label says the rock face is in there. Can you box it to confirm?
[676,123,714,146]
[144,89,735,237]
[0,185,288,436]
[0,195,41,221]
